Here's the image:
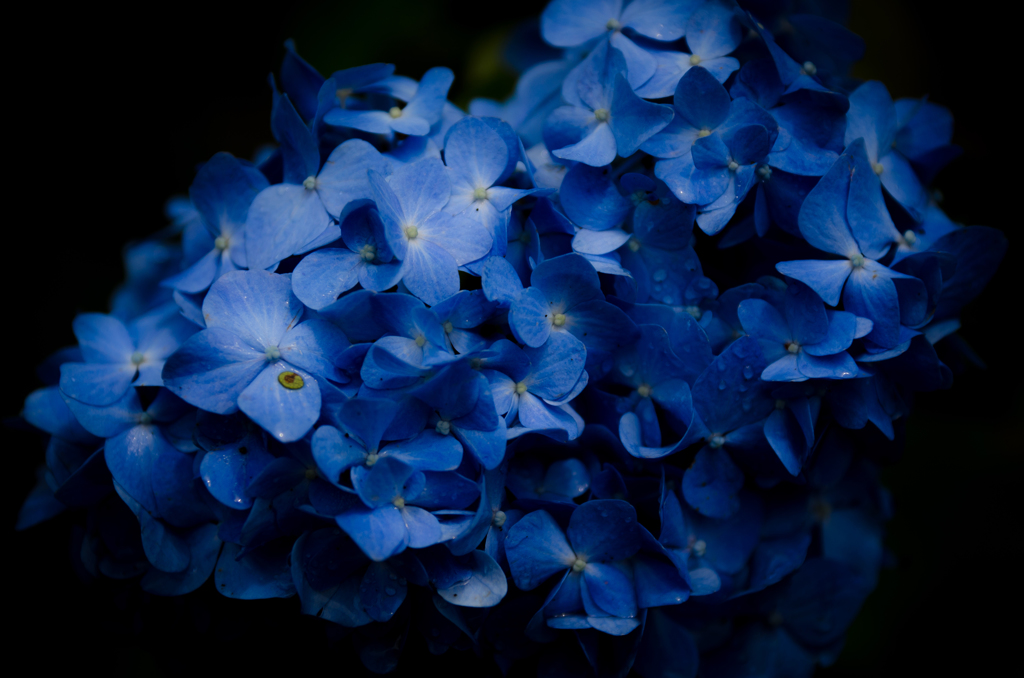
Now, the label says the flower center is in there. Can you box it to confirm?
[265,346,281,361]
[801,61,817,76]
[302,176,317,190]
[405,225,419,239]
[571,556,587,573]
[389,106,402,118]
[606,18,621,30]
[442,321,454,334]
[435,420,451,435]
[786,342,801,354]
[757,165,772,181]
[872,162,884,176]
[473,186,489,201]
[130,351,145,365]
[393,496,405,508]
[902,229,917,246]
[552,313,567,327]
[359,244,376,261]
[637,384,652,398]
[594,108,610,122]
[728,160,740,172]
[305,468,318,480]
[689,54,702,65]
[214,236,230,251]
[697,129,712,138]
[414,334,426,348]
[685,305,702,319]
[850,254,865,268]
[692,539,707,557]
[514,381,528,395]
[365,451,379,467]
[628,238,641,252]
[708,434,725,449]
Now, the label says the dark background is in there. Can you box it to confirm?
[5,1,1019,674]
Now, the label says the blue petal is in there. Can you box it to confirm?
[444,116,509,190]
[291,249,362,310]
[510,287,553,348]
[402,239,461,306]
[559,163,633,231]
[673,66,732,131]
[244,185,331,271]
[278,319,351,381]
[203,270,304,350]
[541,0,620,47]
[104,425,161,513]
[847,139,899,259]
[323,108,393,134]
[524,331,588,401]
[383,430,463,471]
[413,471,480,510]
[402,506,443,548]
[58,361,137,407]
[737,298,790,344]
[161,328,265,414]
[682,446,743,519]
[215,540,296,599]
[237,361,321,443]
[583,561,636,618]
[775,259,851,307]
[141,523,221,596]
[140,511,190,573]
[335,397,399,451]
[845,80,896,162]
[567,499,641,562]
[691,336,773,434]
[685,0,742,58]
[620,0,688,40]
[844,262,901,348]
[552,120,618,167]
[402,67,454,127]
[764,409,805,476]
[359,561,408,622]
[317,139,391,219]
[351,456,421,508]
[608,73,674,157]
[200,442,275,509]
[337,504,408,561]
[506,509,575,590]
[436,550,508,608]
[796,152,860,259]
[272,92,319,183]
[797,351,859,379]
[15,478,65,530]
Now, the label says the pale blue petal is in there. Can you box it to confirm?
[237,361,321,443]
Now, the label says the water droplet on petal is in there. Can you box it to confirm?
[652,269,667,282]
[742,366,753,379]
[385,587,396,596]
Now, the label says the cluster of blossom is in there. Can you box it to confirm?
[16,0,1006,676]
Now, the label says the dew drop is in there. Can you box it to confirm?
[652,269,667,282]
[718,380,726,390]
[385,587,396,596]
[742,366,753,379]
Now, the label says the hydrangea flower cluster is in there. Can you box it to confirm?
[17,1,1006,676]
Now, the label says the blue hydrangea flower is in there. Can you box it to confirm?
[163,270,350,441]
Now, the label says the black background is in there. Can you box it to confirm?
[5,1,1019,675]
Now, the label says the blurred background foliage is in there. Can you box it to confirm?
[6,0,1018,675]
